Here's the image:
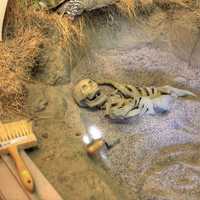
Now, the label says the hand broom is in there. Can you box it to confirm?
[0,120,37,193]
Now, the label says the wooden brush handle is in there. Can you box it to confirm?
[8,146,34,193]
[86,140,105,156]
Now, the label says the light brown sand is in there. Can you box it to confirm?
[71,9,200,200]
[15,8,200,200]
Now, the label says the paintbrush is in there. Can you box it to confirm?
[0,120,37,192]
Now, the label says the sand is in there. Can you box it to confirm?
[71,9,200,200]
[20,8,200,200]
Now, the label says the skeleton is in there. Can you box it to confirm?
[73,79,195,120]
[72,78,107,108]
[98,80,195,119]
[104,90,175,119]
[104,91,143,119]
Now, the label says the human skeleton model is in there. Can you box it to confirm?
[73,79,195,120]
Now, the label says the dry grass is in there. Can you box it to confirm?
[0,67,24,117]
[0,28,43,77]
[28,10,86,64]
[0,0,42,117]
[0,27,43,117]
[115,0,192,18]
[4,0,86,65]
[116,0,137,18]
[0,0,86,117]
[30,11,86,46]
[0,0,197,118]
[154,0,189,8]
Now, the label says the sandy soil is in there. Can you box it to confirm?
[20,8,200,200]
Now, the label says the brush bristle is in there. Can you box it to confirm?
[0,120,33,143]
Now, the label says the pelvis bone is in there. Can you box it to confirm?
[73,79,107,108]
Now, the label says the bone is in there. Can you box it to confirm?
[73,79,196,120]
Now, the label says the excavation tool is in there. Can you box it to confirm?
[0,120,37,192]
[83,125,120,156]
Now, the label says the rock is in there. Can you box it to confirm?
[175,76,187,84]
[75,132,81,137]
[190,35,200,68]
[41,132,49,139]
[34,98,48,112]
[47,71,63,86]
[170,10,200,63]
[32,26,71,85]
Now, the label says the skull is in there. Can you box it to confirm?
[73,79,107,108]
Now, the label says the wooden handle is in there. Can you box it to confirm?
[86,140,105,156]
[8,146,34,193]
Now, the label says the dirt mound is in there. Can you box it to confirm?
[0,0,87,117]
